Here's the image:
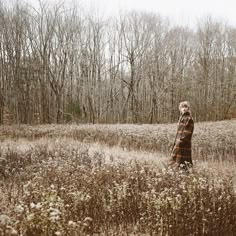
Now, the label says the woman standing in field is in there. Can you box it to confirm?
[170,101,194,170]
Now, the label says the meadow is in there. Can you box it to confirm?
[0,120,236,235]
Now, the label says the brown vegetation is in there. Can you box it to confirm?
[0,115,235,235]
[0,2,235,124]
[0,139,236,235]
[0,120,235,161]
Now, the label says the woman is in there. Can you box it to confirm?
[170,101,194,170]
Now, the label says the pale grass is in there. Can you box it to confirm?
[0,122,236,235]
[0,119,235,161]
[1,137,235,181]
[1,135,236,235]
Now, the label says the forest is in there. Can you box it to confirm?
[0,1,235,125]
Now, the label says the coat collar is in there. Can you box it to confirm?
[179,111,190,122]
[182,111,190,116]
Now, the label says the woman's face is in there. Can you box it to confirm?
[179,105,189,114]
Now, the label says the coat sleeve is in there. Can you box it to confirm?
[180,117,194,142]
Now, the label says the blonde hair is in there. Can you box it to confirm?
[179,101,190,111]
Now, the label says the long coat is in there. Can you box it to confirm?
[170,111,194,168]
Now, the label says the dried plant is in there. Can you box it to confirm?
[0,120,235,161]
[0,137,236,235]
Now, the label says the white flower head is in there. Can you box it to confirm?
[0,215,10,226]
[15,205,24,214]
[68,220,77,227]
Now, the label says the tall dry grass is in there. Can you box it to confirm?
[0,120,235,161]
[0,139,236,235]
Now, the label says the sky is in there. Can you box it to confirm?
[22,0,236,28]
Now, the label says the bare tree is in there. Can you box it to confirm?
[0,1,235,125]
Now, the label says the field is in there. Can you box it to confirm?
[0,120,236,235]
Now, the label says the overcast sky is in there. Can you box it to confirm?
[23,0,236,28]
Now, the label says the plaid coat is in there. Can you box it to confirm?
[170,111,194,168]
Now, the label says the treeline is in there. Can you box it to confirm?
[0,1,235,124]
